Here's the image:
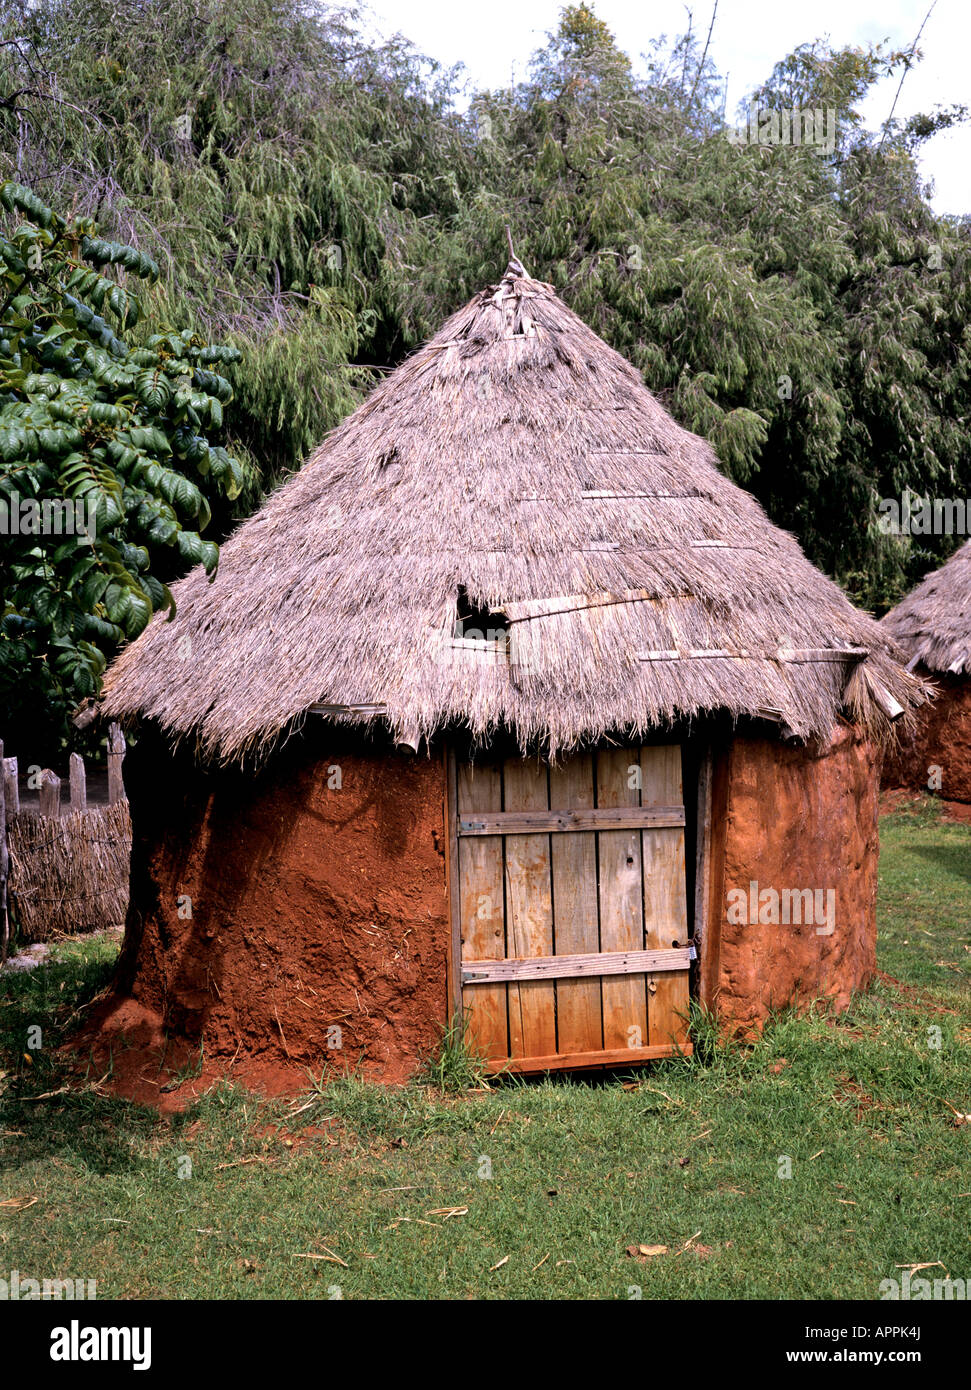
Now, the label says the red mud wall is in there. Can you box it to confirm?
[701,724,881,1034]
[882,671,971,804]
[112,726,450,1082]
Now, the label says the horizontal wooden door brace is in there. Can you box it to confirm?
[462,945,694,985]
[457,805,685,836]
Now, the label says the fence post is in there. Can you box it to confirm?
[2,756,18,815]
[108,723,126,804]
[69,752,87,812]
[39,769,61,818]
[0,739,8,967]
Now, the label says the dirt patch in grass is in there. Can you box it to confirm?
[880,787,971,825]
[833,1075,881,1122]
[874,971,961,1017]
[253,1122,340,1152]
[68,995,310,1113]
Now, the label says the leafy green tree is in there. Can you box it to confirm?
[0,0,475,493]
[463,10,971,607]
[0,180,243,757]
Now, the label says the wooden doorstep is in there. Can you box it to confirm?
[462,945,693,984]
[485,1042,693,1074]
[457,805,685,836]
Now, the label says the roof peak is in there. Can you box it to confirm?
[503,223,527,281]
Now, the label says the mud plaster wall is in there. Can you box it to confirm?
[703,724,881,1034]
[882,670,971,804]
[117,726,450,1082]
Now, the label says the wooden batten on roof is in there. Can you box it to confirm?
[102,258,930,763]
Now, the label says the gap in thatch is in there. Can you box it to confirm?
[454,584,509,642]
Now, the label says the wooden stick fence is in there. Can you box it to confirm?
[0,725,132,948]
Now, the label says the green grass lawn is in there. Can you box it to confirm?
[1,797,968,1300]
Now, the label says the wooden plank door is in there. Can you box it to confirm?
[454,745,693,1073]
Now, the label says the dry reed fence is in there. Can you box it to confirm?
[0,726,131,954]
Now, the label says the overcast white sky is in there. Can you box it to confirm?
[363,0,970,216]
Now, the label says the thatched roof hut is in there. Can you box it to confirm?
[96,262,926,1091]
[104,262,919,761]
[882,540,971,803]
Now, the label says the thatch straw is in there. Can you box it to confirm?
[6,802,131,942]
[103,262,928,762]
[881,539,971,675]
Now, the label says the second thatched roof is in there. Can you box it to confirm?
[882,539,971,676]
[103,261,926,763]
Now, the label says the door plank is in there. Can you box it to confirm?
[549,755,602,1054]
[503,758,557,1059]
[640,745,690,1047]
[457,761,508,1061]
[596,748,649,1050]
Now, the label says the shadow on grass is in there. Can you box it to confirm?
[910,837,971,887]
[0,935,166,1175]
[0,1089,161,1176]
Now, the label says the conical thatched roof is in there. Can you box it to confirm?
[103,262,926,763]
[882,539,971,676]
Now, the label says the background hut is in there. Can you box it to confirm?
[882,539,971,804]
[99,262,925,1080]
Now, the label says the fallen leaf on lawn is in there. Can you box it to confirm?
[643,1086,679,1106]
[626,1242,668,1260]
[769,1059,789,1074]
[295,1245,348,1268]
[0,1196,37,1212]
